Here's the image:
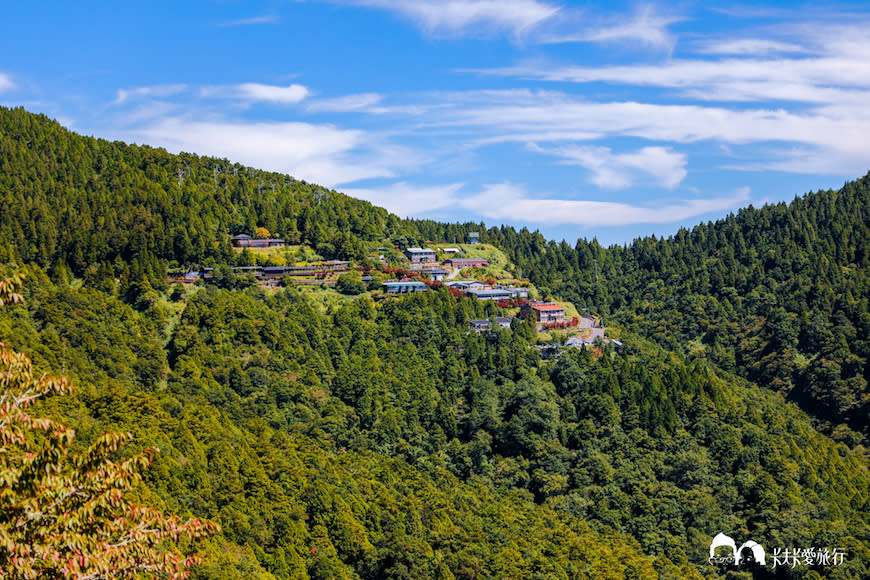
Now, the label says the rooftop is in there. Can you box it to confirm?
[532,303,564,311]
[383,280,428,286]
[470,317,514,325]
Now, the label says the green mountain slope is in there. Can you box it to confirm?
[1,107,868,578]
[414,181,870,438]
[0,106,411,275]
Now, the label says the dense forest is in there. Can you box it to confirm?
[1,107,868,578]
[413,183,870,440]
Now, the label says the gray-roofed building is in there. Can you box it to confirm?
[466,288,513,301]
[423,267,450,281]
[231,234,285,248]
[507,287,530,299]
[445,258,488,269]
[404,247,437,263]
[469,317,515,332]
[444,280,487,291]
[382,280,429,293]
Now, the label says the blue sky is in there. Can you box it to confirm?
[2,1,869,245]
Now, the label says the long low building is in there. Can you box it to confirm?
[464,286,530,301]
[231,234,285,248]
[445,258,489,269]
[444,280,487,291]
[466,288,513,301]
[382,280,429,293]
[200,262,351,279]
[469,317,515,332]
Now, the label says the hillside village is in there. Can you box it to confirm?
[2,106,868,580]
[170,229,615,351]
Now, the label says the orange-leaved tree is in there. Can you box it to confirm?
[0,274,219,579]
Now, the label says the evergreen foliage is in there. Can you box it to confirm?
[1,108,868,577]
[0,275,218,579]
[413,179,870,437]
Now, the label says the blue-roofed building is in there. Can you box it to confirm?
[382,280,429,294]
[466,288,513,301]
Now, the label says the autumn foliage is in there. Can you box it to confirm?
[0,275,218,579]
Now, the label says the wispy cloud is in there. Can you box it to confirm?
[342,0,560,37]
[343,181,464,217]
[334,1,679,49]
[123,117,412,187]
[114,84,188,104]
[542,4,681,51]
[695,38,809,56]
[444,93,867,150]
[344,180,752,226]
[218,14,279,27]
[236,83,309,104]
[474,21,870,108]
[433,80,870,176]
[531,144,687,189]
[477,55,870,103]
[307,93,383,113]
[462,183,752,226]
[0,73,14,93]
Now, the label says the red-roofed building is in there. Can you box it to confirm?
[445,258,489,269]
[521,301,565,323]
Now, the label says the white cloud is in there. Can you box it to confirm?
[458,183,752,226]
[114,84,188,104]
[236,83,309,104]
[346,0,560,37]
[531,144,687,189]
[218,14,278,27]
[307,93,383,113]
[481,55,870,101]
[342,181,464,217]
[696,38,809,56]
[126,117,403,187]
[542,4,680,51]
[475,23,870,106]
[341,180,752,227]
[0,73,14,93]
[427,90,870,176]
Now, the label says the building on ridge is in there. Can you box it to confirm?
[404,247,437,263]
[521,301,565,323]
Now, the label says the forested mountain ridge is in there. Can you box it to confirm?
[1,107,869,578]
[0,106,410,279]
[413,180,869,438]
